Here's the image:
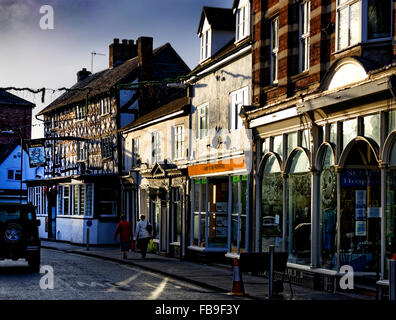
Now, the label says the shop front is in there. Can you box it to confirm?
[138,164,188,258]
[187,156,250,261]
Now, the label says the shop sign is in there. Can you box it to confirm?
[341,169,366,187]
[188,157,246,176]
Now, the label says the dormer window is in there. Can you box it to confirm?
[200,29,211,61]
[336,0,392,52]
[236,1,250,42]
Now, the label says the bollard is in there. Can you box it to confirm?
[390,259,396,301]
[269,245,274,299]
[86,228,90,251]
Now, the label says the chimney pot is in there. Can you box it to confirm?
[77,68,91,82]
[109,37,137,68]
[122,39,128,44]
[114,38,119,44]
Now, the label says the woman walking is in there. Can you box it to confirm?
[135,214,152,258]
[114,214,132,259]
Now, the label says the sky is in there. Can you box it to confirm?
[0,0,235,138]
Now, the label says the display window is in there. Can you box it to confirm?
[231,175,247,254]
[386,141,396,278]
[261,155,283,252]
[319,147,337,269]
[339,141,381,272]
[287,151,311,265]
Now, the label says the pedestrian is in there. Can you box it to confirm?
[114,214,132,260]
[135,214,152,258]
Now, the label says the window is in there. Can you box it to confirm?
[31,186,45,215]
[77,141,88,161]
[51,114,60,129]
[336,0,392,51]
[236,3,250,42]
[73,184,85,216]
[132,138,140,166]
[7,169,21,180]
[230,87,248,130]
[152,132,161,163]
[101,136,113,159]
[76,104,87,120]
[100,97,111,115]
[98,187,117,216]
[299,1,310,72]
[197,104,209,139]
[63,185,71,215]
[271,17,279,84]
[200,29,210,61]
[173,125,184,160]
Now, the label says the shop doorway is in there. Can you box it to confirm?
[339,140,381,272]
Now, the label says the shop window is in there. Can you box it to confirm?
[340,141,381,272]
[342,118,357,150]
[385,142,396,278]
[273,135,283,159]
[261,156,283,252]
[287,151,311,265]
[287,132,298,156]
[330,123,337,145]
[153,201,160,240]
[262,138,270,155]
[231,175,247,254]
[192,179,206,247]
[173,188,182,243]
[207,177,228,249]
[363,114,380,144]
[319,147,337,269]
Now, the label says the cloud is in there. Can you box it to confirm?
[0,0,36,31]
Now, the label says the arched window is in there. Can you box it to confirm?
[261,155,283,252]
[319,147,337,269]
[287,151,311,265]
[386,141,396,277]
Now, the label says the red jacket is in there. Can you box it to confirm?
[114,221,132,243]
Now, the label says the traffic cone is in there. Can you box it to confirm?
[228,258,245,296]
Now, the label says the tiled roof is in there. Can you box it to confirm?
[198,7,234,34]
[0,90,34,107]
[120,96,189,132]
[0,142,18,164]
[39,42,190,115]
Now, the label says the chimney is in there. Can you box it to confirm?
[77,68,91,82]
[109,38,137,68]
[137,37,153,81]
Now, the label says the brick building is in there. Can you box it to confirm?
[246,0,396,293]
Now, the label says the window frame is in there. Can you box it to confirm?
[299,0,310,73]
[236,4,250,42]
[229,86,249,131]
[100,97,111,116]
[76,104,87,121]
[101,136,113,160]
[77,141,88,162]
[200,29,211,62]
[173,125,185,160]
[270,16,279,84]
[152,131,161,164]
[197,104,209,140]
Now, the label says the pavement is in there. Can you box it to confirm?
[40,240,376,301]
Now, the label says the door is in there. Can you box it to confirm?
[160,203,167,252]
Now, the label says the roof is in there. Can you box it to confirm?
[38,42,189,116]
[0,90,35,107]
[0,142,18,164]
[198,7,234,34]
[120,96,189,132]
[189,37,252,78]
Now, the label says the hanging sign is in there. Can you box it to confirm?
[27,140,46,168]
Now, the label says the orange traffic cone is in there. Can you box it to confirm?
[228,258,245,296]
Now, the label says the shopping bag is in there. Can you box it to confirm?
[147,239,156,253]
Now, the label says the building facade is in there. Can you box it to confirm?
[186,1,254,261]
[246,0,396,290]
[121,96,190,258]
[27,37,190,244]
